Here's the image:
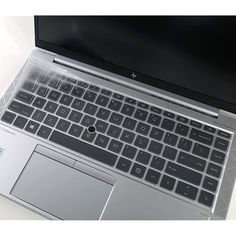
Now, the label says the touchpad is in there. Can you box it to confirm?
[11,152,114,220]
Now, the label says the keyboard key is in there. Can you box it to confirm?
[36,86,48,97]
[190,120,202,128]
[136,122,150,135]
[94,134,110,148]
[89,84,100,92]
[198,190,214,207]
[49,130,118,166]
[44,101,58,113]
[84,103,98,115]
[137,102,149,109]
[13,115,28,128]
[95,120,109,133]
[56,105,70,118]
[125,97,136,105]
[22,81,37,92]
[77,80,89,88]
[204,125,216,133]
[32,109,46,122]
[56,119,71,132]
[60,82,72,93]
[163,132,178,146]
[9,101,34,117]
[161,118,175,131]
[163,146,177,160]
[48,90,61,101]
[163,111,175,119]
[38,73,49,84]
[149,127,164,141]
[147,113,161,126]
[83,90,97,102]
[134,108,148,121]
[150,106,162,114]
[66,77,77,84]
[218,130,231,139]
[176,116,188,123]
[145,169,161,184]
[95,95,110,107]
[148,140,163,155]
[32,97,46,108]
[122,145,137,159]
[175,123,189,136]
[122,117,137,130]
[121,104,135,116]
[1,111,16,124]
[120,130,135,143]
[177,152,206,172]
[116,157,132,172]
[178,138,192,151]
[25,120,40,134]
[165,162,202,185]
[108,99,122,111]
[206,163,222,178]
[160,175,176,191]
[214,137,229,151]
[71,86,85,98]
[44,114,58,127]
[107,124,122,138]
[96,107,111,120]
[202,176,218,192]
[37,125,52,139]
[192,143,210,159]
[150,156,166,171]
[134,135,149,149]
[189,128,213,146]
[48,78,60,88]
[109,112,124,125]
[81,129,96,143]
[108,139,123,154]
[71,98,85,111]
[16,91,34,104]
[175,181,198,200]
[131,163,146,178]
[136,150,151,165]
[59,94,73,106]
[210,150,225,165]
[68,110,82,123]
[101,88,112,96]
[68,124,83,138]
[81,115,96,127]
[113,93,124,100]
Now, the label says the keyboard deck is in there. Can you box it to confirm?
[1,70,233,209]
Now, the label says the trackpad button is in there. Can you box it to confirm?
[11,152,113,220]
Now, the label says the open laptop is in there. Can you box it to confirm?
[0,16,235,220]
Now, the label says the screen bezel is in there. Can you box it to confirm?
[34,16,236,114]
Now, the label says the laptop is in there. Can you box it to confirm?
[0,16,235,220]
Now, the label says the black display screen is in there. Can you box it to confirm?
[35,16,236,113]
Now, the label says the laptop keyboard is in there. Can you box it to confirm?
[1,73,232,209]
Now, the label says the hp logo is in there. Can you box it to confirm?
[131,72,137,79]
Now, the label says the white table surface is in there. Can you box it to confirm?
[0,16,235,220]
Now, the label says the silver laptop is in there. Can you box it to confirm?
[0,16,235,220]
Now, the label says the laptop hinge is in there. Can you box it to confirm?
[53,55,219,119]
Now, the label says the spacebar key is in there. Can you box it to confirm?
[49,130,118,166]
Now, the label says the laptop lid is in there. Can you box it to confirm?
[35,16,236,114]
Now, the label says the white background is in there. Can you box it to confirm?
[0,16,236,219]
[0,15,236,220]
[0,0,236,234]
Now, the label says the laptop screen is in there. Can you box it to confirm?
[35,16,236,113]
